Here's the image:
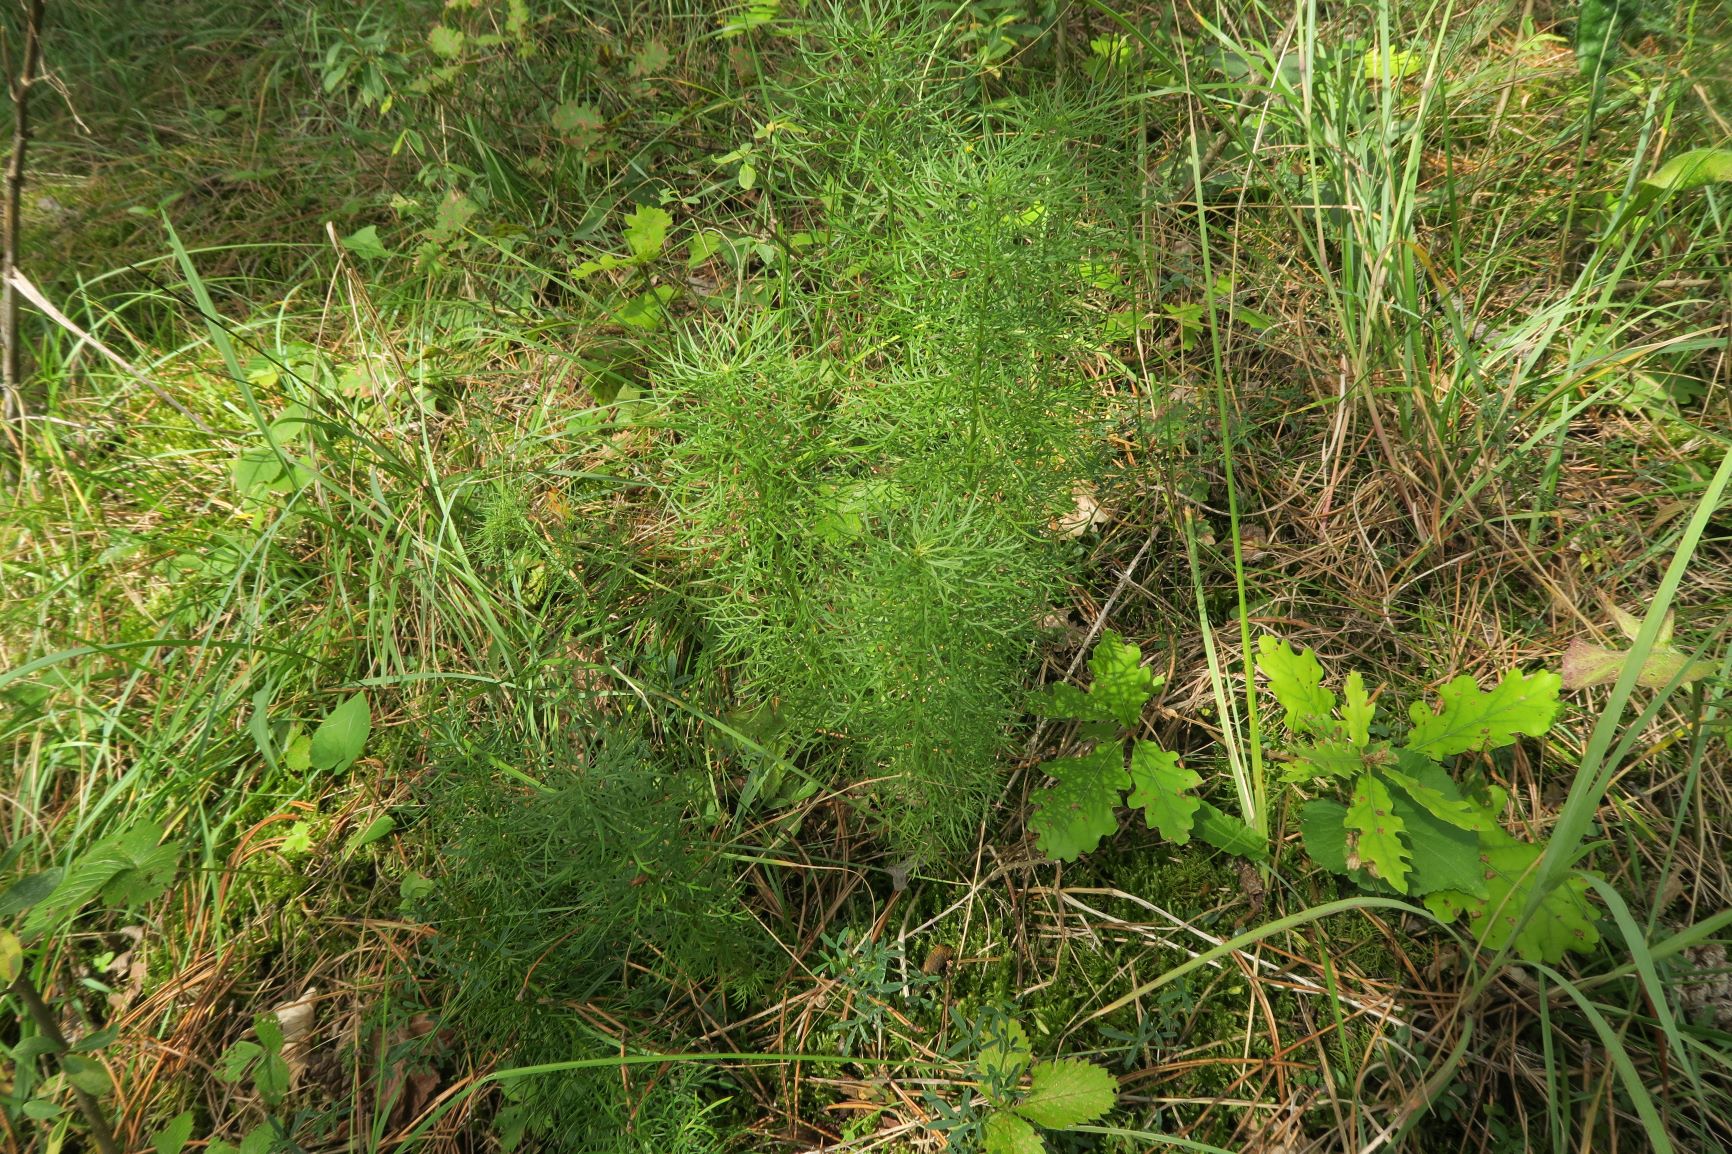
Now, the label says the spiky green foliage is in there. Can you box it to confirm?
[661,17,1122,854]
[417,725,765,1145]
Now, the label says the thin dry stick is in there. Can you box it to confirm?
[2,0,46,452]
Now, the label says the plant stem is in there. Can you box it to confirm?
[9,972,122,1154]
[2,0,46,456]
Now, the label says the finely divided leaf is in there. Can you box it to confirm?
[1013,1059,1118,1129]
[1345,774,1411,893]
[1126,741,1201,843]
[1029,747,1128,862]
[1086,631,1159,728]
[1342,671,1375,746]
[1405,669,1561,760]
[1256,636,1336,734]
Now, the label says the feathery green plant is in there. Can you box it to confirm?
[660,13,1127,854]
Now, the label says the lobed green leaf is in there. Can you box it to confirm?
[1256,636,1336,735]
[1405,668,1560,760]
[1029,746,1129,862]
[1125,741,1201,844]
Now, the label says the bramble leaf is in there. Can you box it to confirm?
[984,1112,1044,1154]
[1278,739,1364,783]
[1194,802,1268,861]
[1256,636,1336,734]
[1085,631,1158,728]
[0,869,62,918]
[1013,1059,1118,1128]
[1345,773,1411,893]
[22,823,178,938]
[1126,741,1201,843]
[1029,746,1128,862]
[1405,669,1560,760]
[1342,671,1375,746]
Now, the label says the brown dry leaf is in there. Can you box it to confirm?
[273,989,318,1087]
[1053,482,1110,537]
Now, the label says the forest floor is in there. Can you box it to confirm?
[2,2,1731,1152]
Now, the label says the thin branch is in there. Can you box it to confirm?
[2,0,47,454]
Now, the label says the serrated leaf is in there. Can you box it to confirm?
[1013,1059,1117,1128]
[1086,631,1158,728]
[1126,741,1201,843]
[1256,636,1336,734]
[152,1111,196,1154]
[1194,802,1268,861]
[309,692,370,773]
[23,823,172,938]
[984,1112,1044,1154]
[622,205,673,260]
[1345,774,1411,893]
[1457,831,1602,962]
[1278,739,1364,783]
[1342,672,1375,746]
[254,1051,291,1105]
[1028,747,1128,862]
[1405,669,1561,760]
[239,1123,275,1154]
[979,1017,1032,1083]
[217,1039,262,1083]
[99,840,180,908]
[255,1013,285,1053]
